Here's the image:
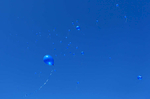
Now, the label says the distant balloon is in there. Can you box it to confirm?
[137,75,142,80]
[43,55,54,65]
[124,16,127,19]
[72,22,74,25]
[124,16,127,22]
[77,81,80,84]
[116,4,119,7]
[81,51,84,55]
[73,53,75,56]
[76,26,80,30]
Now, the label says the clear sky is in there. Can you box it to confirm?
[0,0,150,99]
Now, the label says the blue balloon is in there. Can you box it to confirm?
[77,81,80,84]
[76,26,80,30]
[72,22,74,25]
[76,46,78,49]
[116,4,119,7]
[137,75,142,80]
[73,53,75,55]
[43,55,54,65]
[81,51,84,55]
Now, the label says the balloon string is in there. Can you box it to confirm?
[24,69,55,98]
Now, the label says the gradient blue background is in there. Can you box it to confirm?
[0,0,150,99]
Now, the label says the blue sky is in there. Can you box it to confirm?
[0,0,150,99]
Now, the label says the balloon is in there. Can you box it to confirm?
[43,55,54,65]
[76,26,80,30]
[137,75,142,80]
